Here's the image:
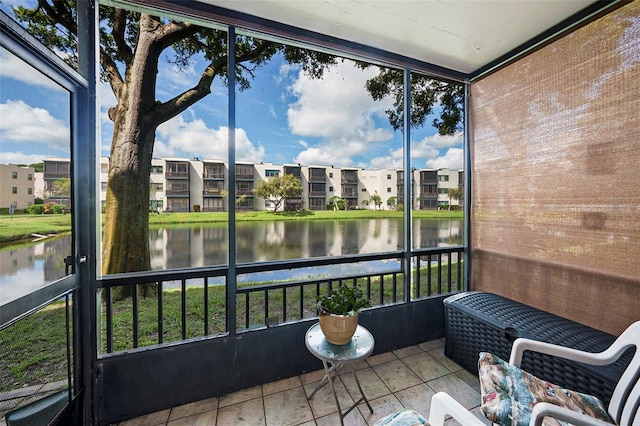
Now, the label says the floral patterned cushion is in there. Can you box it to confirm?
[478,352,613,426]
[374,409,427,426]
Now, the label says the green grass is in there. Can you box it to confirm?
[0,260,461,391]
[0,214,71,244]
[0,209,462,244]
[0,300,71,392]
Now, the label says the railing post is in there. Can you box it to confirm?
[227,26,237,335]
[402,68,412,303]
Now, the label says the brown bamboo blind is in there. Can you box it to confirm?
[469,1,640,335]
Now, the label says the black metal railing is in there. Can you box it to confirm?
[98,246,464,354]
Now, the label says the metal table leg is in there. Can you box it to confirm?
[307,361,373,426]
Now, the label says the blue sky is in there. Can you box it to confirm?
[1,1,463,171]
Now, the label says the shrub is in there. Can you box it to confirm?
[28,204,45,214]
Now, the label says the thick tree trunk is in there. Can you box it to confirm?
[101,17,162,299]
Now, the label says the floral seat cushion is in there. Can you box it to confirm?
[374,409,427,426]
[478,352,613,426]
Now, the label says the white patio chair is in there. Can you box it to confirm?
[478,320,640,426]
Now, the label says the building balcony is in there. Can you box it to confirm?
[165,172,189,179]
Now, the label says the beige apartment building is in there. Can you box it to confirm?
[2,158,463,212]
[0,163,35,210]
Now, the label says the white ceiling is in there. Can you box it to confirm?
[200,0,599,75]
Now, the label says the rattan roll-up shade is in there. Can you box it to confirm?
[469,1,640,334]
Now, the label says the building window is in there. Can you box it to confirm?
[387,187,391,193]
[265,169,279,177]
[101,182,108,191]
[28,173,33,181]
[27,188,33,195]
[438,188,448,194]
[329,186,334,192]
[12,187,17,194]
[329,172,333,178]
[151,165,163,174]
[387,174,391,179]
[12,171,17,179]
[438,175,449,181]
[150,182,164,192]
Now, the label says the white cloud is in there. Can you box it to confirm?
[0,100,69,149]
[288,61,395,167]
[0,151,48,165]
[412,132,463,169]
[425,147,464,170]
[156,114,265,162]
[0,48,63,91]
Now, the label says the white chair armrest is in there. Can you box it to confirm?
[428,392,486,426]
[529,402,614,426]
[509,337,622,367]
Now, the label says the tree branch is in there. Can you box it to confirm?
[151,39,276,126]
[152,55,227,126]
[112,8,133,64]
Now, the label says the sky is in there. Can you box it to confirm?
[0,1,463,171]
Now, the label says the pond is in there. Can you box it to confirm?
[1,218,462,305]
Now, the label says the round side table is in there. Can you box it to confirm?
[305,322,375,425]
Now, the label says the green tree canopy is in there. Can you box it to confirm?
[254,173,303,212]
[369,192,382,210]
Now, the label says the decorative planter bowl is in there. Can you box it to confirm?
[318,311,358,345]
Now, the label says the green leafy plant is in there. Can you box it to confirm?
[317,284,371,316]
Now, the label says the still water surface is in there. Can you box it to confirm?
[1,218,462,304]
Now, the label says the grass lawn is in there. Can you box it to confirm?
[1,261,462,391]
[0,209,462,244]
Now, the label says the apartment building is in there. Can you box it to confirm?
[0,163,35,210]
[4,157,463,212]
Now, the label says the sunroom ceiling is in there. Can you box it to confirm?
[197,0,609,78]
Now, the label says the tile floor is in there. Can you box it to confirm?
[115,338,491,426]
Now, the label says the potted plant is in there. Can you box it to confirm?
[317,284,371,345]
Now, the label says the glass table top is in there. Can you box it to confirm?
[305,322,375,363]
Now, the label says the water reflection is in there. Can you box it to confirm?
[1,218,462,304]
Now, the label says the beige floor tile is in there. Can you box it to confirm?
[118,409,171,426]
[300,369,325,385]
[392,383,435,415]
[264,387,314,426]
[402,351,451,382]
[304,377,354,419]
[218,385,262,408]
[428,346,463,372]
[339,367,391,401]
[454,369,481,393]
[168,397,217,422]
[359,394,404,425]
[216,397,265,425]
[372,359,422,392]
[166,409,217,426]
[262,376,302,396]
[418,339,444,352]
[392,345,423,359]
[427,375,480,410]
[315,407,368,426]
[366,352,397,367]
